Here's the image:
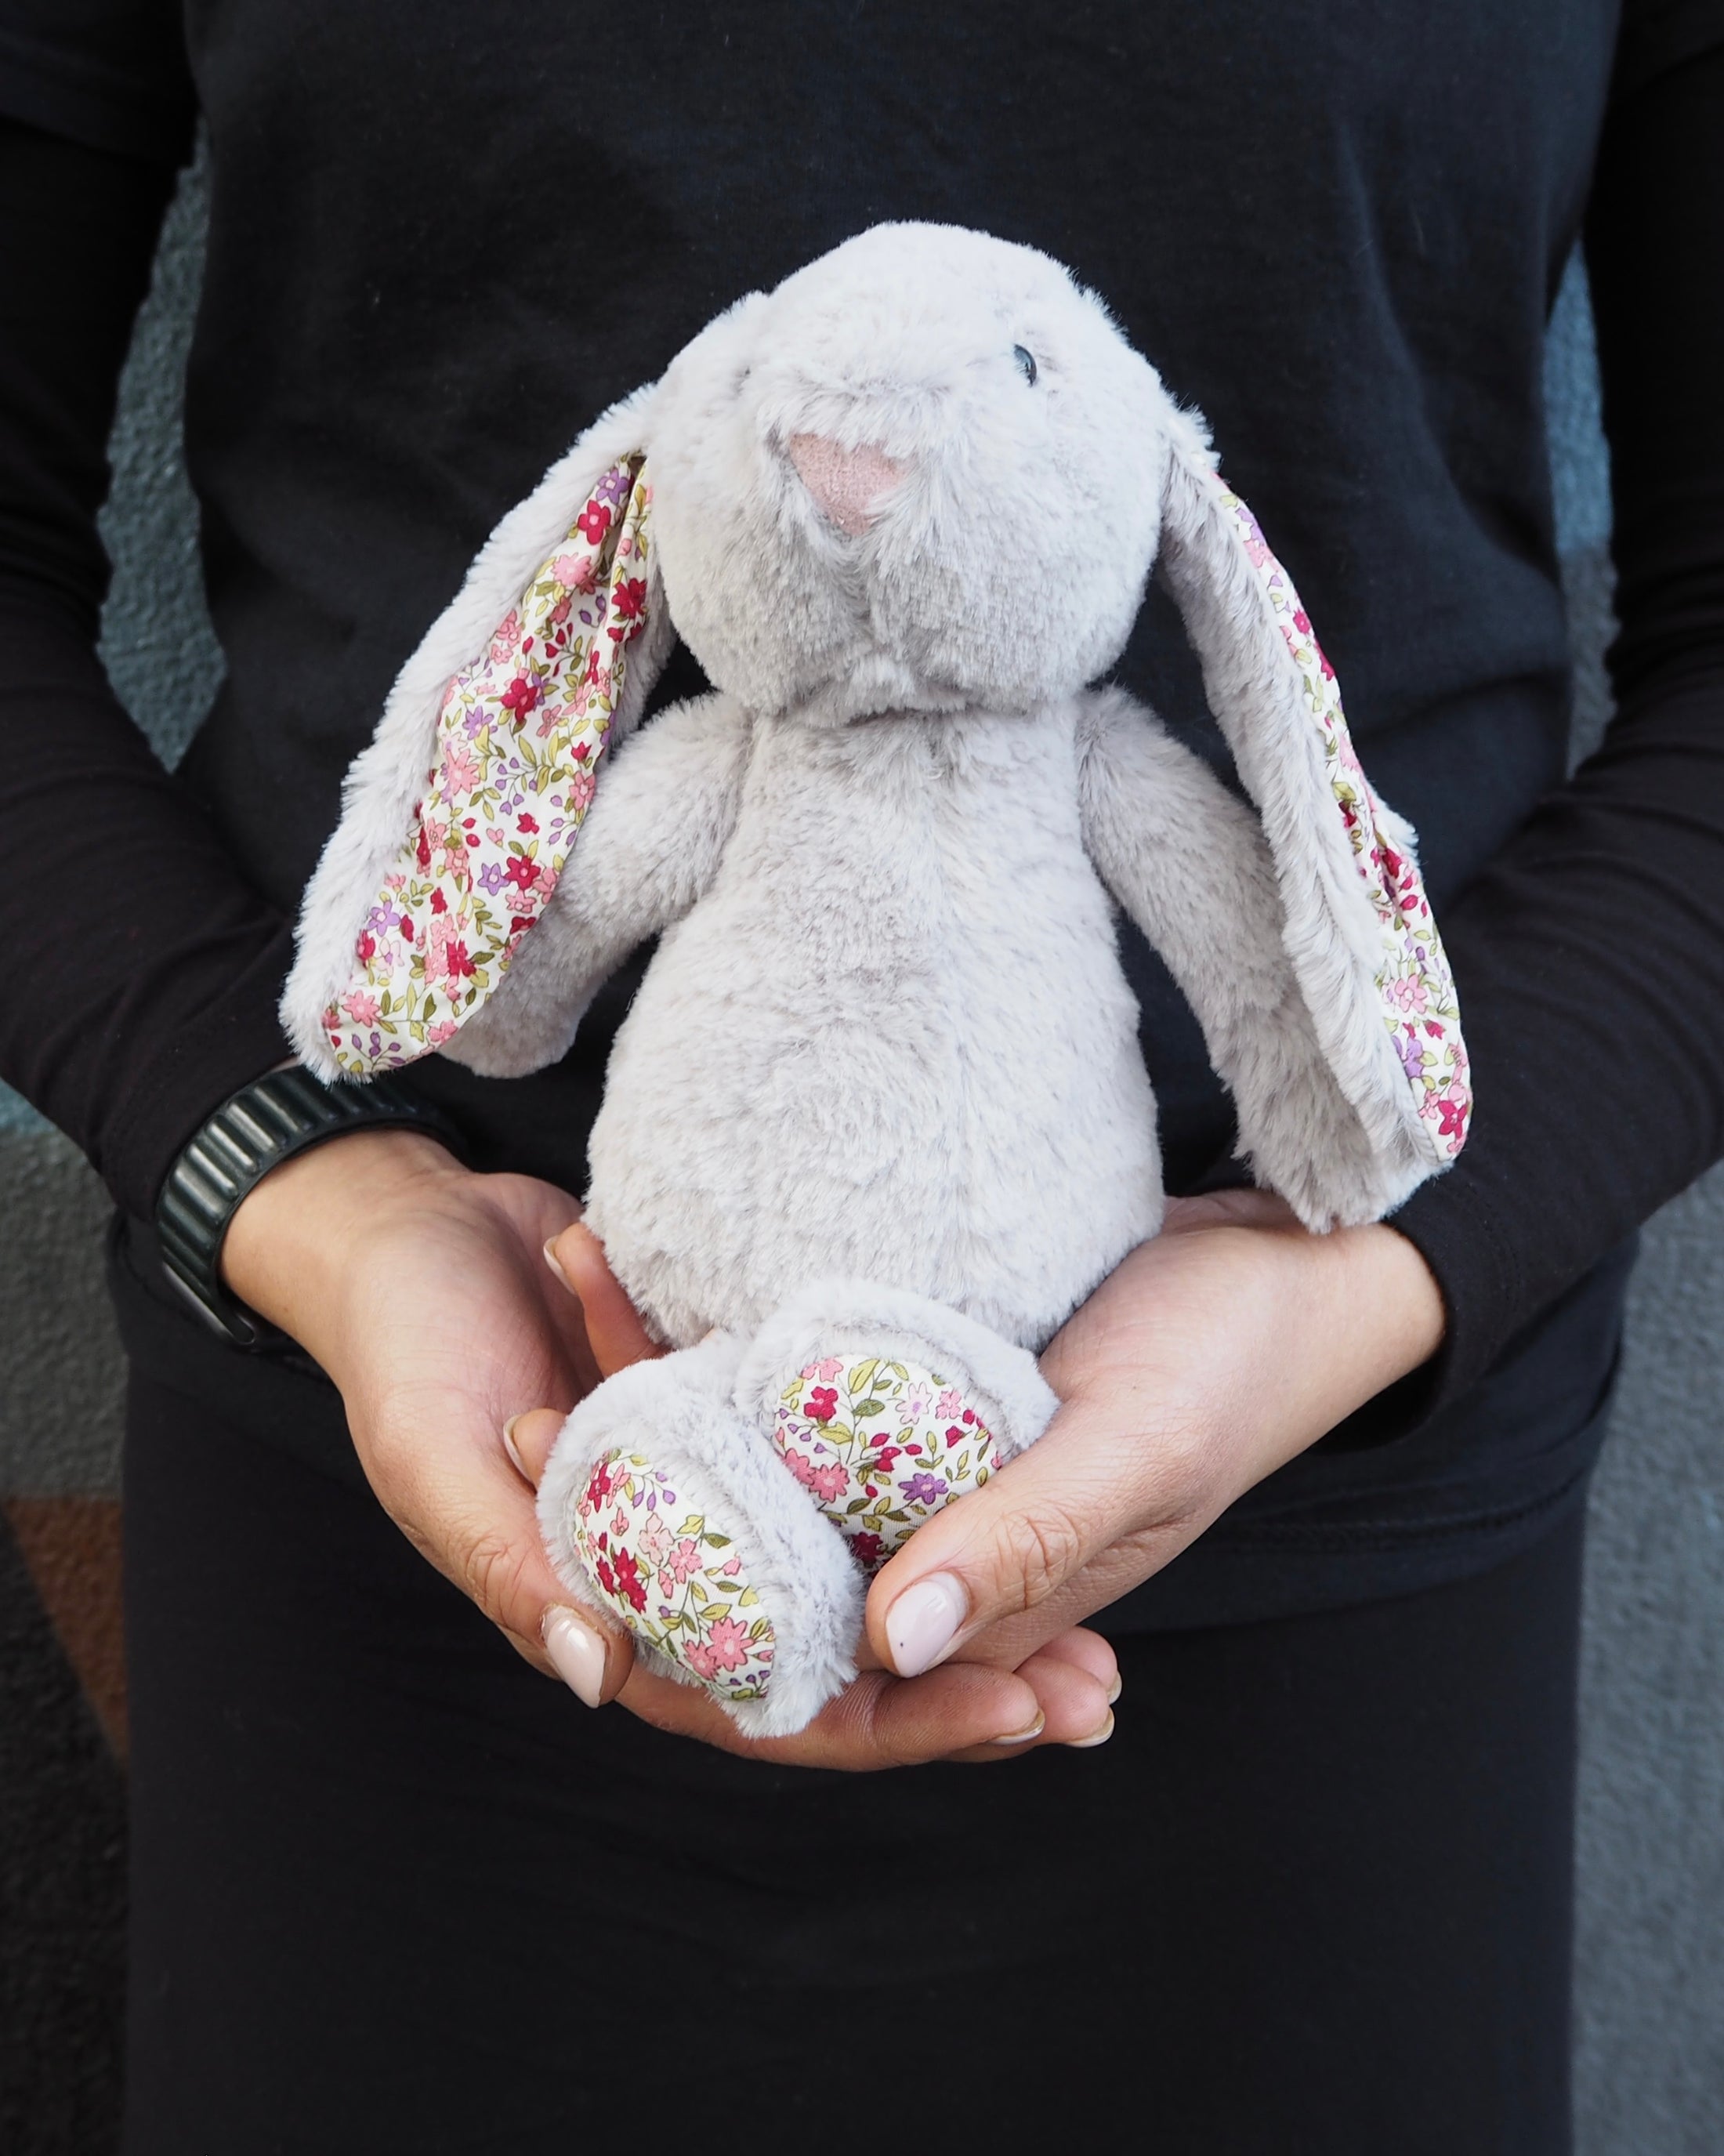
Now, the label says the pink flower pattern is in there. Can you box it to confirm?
[318,459,653,1076]
[573,1447,776,1704]
[1219,484,1472,1159]
[771,1356,998,1574]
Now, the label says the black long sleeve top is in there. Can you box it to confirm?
[2,0,1721,1624]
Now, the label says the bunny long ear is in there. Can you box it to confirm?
[283,392,671,1079]
[1157,429,1471,1173]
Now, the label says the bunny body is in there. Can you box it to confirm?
[286,223,1470,1732]
[541,695,1161,1353]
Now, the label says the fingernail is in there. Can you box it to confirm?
[886,1572,967,1677]
[1107,1672,1123,1706]
[991,1710,1045,1747]
[1067,1709,1115,1750]
[502,1415,527,1478]
[543,1238,570,1288]
[542,1606,606,1707]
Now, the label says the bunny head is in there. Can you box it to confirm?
[643,222,1168,722]
[283,223,1469,1183]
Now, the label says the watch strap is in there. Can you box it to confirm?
[156,1065,460,1346]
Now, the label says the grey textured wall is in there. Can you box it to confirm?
[1544,257,1724,2153]
[0,148,216,1499]
[0,164,1719,2144]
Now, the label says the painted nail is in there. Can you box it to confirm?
[502,1415,528,1478]
[1067,1709,1115,1750]
[991,1711,1046,1747]
[885,1572,968,1677]
[543,1239,570,1288]
[1107,1672,1123,1706]
[542,1607,607,1707]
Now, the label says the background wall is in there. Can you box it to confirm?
[1,158,1719,2150]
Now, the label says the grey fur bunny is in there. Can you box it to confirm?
[285,223,1469,1734]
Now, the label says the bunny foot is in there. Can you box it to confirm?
[734,1285,1059,1574]
[538,1332,864,1736]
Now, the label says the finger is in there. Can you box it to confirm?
[393,1468,564,1669]
[942,1609,1117,1684]
[491,1411,640,1701]
[1020,1625,1118,1696]
[940,1645,1116,1760]
[544,1220,666,1379]
[613,1654,1049,1770]
[374,1400,620,1687]
[502,1406,568,1488]
[541,1601,635,1707]
[1160,1187,1299,1237]
[864,1385,1201,1677]
[608,1647,1114,1770]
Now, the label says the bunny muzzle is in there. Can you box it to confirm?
[787,433,907,534]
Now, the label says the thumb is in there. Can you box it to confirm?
[864,1386,1168,1676]
[544,1219,667,1379]
[500,1404,638,1706]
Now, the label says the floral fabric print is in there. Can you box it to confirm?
[321,458,653,1076]
[770,1356,997,1574]
[1222,483,1472,1159]
[574,1447,777,1703]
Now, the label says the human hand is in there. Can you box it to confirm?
[527,1201,1436,1754]
[221,1128,595,1672]
[223,1147,1116,1763]
[506,1221,1120,1765]
[855,1190,1446,1685]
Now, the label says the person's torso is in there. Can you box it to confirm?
[179,0,1617,964]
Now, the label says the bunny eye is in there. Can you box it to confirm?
[1012,344,1038,386]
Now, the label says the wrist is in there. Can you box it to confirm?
[1234,1216,1445,1469]
[1330,1219,1447,1390]
[158,1064,463,1346]
[220,1126,467,1347]
[1049,1197,1449,1506]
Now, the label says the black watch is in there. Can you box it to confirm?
[156,1064,462,1346]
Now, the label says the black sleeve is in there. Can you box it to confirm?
[1389,27,1724,1406]
[0,110,296,1218]
[0,0,194,163]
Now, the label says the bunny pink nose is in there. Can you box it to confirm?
[787,433,905,534]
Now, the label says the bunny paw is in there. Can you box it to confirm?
[735,1286,1059,1574]
[538,1334,864,1735]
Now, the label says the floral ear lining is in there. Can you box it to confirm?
[319,458,653,1076]
[1170,460,1471,1166]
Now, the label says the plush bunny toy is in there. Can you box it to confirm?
[284,223,1470,1734]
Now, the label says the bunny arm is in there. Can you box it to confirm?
[1075,686,1429,1230]
[440,692,752,1079]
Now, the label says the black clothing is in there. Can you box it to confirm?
[0,116,294,1199]
[118,1241,1584,2155]
[3,0,1723,1618]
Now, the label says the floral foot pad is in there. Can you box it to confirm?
[573,1448,776,1703]
[770,1357,997,1574]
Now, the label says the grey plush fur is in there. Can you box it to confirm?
[286,224,1458,1730]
